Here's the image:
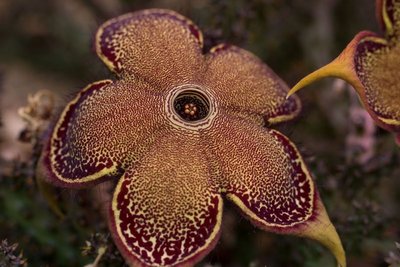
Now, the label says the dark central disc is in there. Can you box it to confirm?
[173,90,210,121]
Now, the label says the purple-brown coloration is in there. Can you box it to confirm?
[40,80,121,188]
[39,8,345,267]
[51,82,113,177]
[202,113,314,228]
[354,35,400,131]
[114,173,220,265]
[97,11,202,74]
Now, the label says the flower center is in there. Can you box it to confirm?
[173,90,210,121]
[164,84,217,131]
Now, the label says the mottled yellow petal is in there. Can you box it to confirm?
[203,44,301,125]
[39,79,169,187]
[201,112,345,267]
[110,133,222,267]
[96,9,204,90]
[355,35,400,130]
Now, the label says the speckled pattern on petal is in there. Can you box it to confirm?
[353,0,400,129]
[203,44,301,125]
[96,9,204,90]
[201,111,314,228]
[111,133,222,267]
[377,0,400,37]
[355,37,400,123]
[39,8,345,267]
[41,78,170,187]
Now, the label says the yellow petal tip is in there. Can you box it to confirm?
[288,54,357,97]
[309,220,346,267]
[299,200,346,267]
[287,81,306,98]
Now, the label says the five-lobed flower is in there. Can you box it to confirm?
[38,9,346,267]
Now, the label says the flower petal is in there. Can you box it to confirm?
[39,79,168,188]
[376,0,400,37]
[110,133,222,266]
[201,112,345,267]
[95,9,204,90]
[202,44,301,125]
[355,35,400,130]
[288,31,400,133]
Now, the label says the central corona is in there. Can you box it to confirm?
[164,84,218,130]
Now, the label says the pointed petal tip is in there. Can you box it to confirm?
[318,222,346,267]
[286,81,307,100]
[289,31,377,97]
[300,200,346,267]
[287,59,347,97]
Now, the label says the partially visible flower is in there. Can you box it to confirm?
[288,0,400,144]
[38,9,345,267]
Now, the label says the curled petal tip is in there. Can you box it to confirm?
[289,32,372,97]
[322,223,346,267]
[300,204,346,267]
[288,57,355,97]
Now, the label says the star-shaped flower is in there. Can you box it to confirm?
[288,0,400,144]
[38,9,345,267]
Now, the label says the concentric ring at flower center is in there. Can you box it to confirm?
[164,84,218,131]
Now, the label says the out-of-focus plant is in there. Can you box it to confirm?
[0,239,27,267]
[386,242,400,267]
[81,233,126,267]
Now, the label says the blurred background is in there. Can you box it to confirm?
[0,0,399,266]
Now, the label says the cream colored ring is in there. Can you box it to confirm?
[164,84,218,131]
